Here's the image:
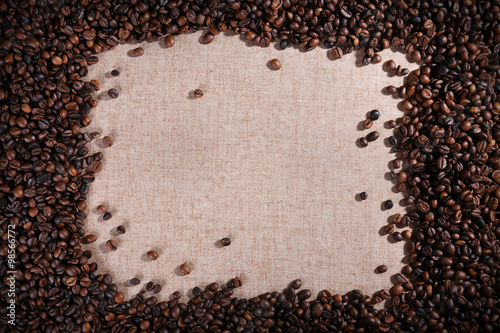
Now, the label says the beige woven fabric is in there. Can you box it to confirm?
[85,31,417,301]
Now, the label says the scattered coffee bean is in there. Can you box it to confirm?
[194,89,203,98]
[116,225,126,234]
[359,137,368,147]
[147,251,159,260]
[106,239,118,251]
[103,212,112,220]
[97,205,107,214]
[270,59,281,70]
[180,262,191,275]
[376,265,388,273]
[146,281,154,291]
[384,60,396,72]
[388,136,397,146]
[132,47,144,57]
[291,279,302,289]
[110,69,120,77]
[387,120,397,128]
[392,232,403,242]
[102,136,113,147]
[384,200,394,210]
[366,131,379,142]
[202,33,214,44]
[220,238,231,246]
[362,118,373,129]
[152,284,162,294]
[369,110,380,120]
[359,192,368,200]
[108,88,119,98]
[130,278,141,286]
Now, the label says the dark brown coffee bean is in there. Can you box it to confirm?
[384,60,396,71]
[102,136,113,147]
[387,120,397,128]
[133,47,144,57]
[220,238,231,246]
[202,33,214,44]
[103,212,112,220]
[164,35,175,48]
[108,88,119,98]
[376,265,388,273]
[194,89,203,98]
[270,59,281,70]
[369,110,380,120]
[146,281,154,291]
[147,251,158,260]
[384,200,394,209]
[180,262,191,275]
[359,192,368,200]
[362,119,373,129]
[106,239,118,251]
[291,279,302,289]
[111,70,120,77]
[366,131,379,142]
[152,284,162,294]
[359,137,368,147]
[130,278,141,286]
[97,205,107,214]
[116,226,126,234]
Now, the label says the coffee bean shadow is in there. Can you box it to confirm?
[239,33,256,48]
[378,225,387,236]
[127,49,142,57]
[354,193,365,202]
[384,171,395,181]
[97,92,113,102]
[354,50,366,68]
[383,137,393,148]
[99,241,112,254]
[357,120,366,131]
[187,90,198,100]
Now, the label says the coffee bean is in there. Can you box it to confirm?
[102,136,113,147]
[384,200,394,210]
[180,262,191,275]
[369,110,380,120]
[130,278,141,286]
[103,212,112,220]
[270,59,281,70]
[291,279,302,289]
[146,281,154,291]
[152,284,162,294]
[392,232,403,242]
[106,239,118,251]
[82,235,97,244]
[108,88,119,98]
[202,33,214,44]
[359,137,368,147]
[359,192,368,200]
[362,119,373,129]
[366,131,379,142]
[194,89,203,98]
[147,251,158,260]
[164,35,175,48]
[111,70,120,77]
[132,47,144,57]
[220,238,231,246]
[97,205,107,214]
[387,120,397,128]
[384,60,396,71]
[116,226,126,234]
[376,265,388,273]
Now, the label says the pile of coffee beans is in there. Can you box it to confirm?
[0,0,499,332]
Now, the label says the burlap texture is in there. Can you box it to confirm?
[85,31,417,301]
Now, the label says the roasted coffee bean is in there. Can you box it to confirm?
[359,137,368,147]
[108,88,119,98]
[220,238,231,246]
[384,200,394,210]
[97,205,107,214]
[384,60,396,72]
[362,118,373,129]
[194,89,203,98]
[369,110,380,120]
[359,192,368,200]
[132,47,144,57]
[164,35,175,48]
[387,120,397,128]
[82,235,97,244]
[102,136,113,147]
[376,265,388,273]
[116,226,126,234]
[106,239,118,251]
[202,33,214,44]
[152,284,162,294]
[130,278,141,286]
[147,251,158,260]
[111,70,120,77]
[146,281,154,291]
[180,262,191,275]
[103,212,112,220]
[366,131,379,142]
[270,59,281,70]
